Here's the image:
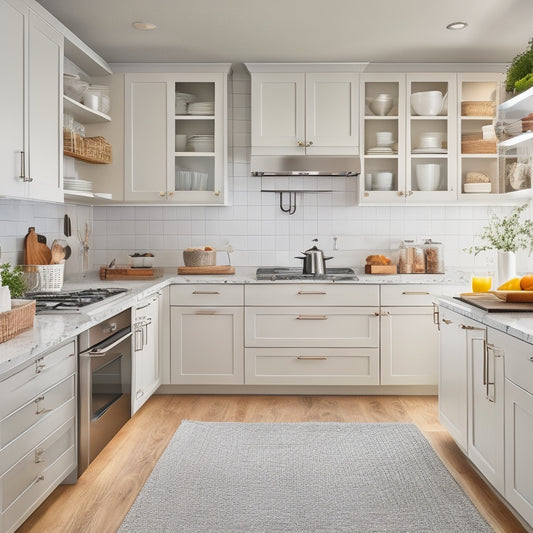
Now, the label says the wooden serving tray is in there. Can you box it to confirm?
[99,266,162,280]
[178,265,235,275]
[490,290,533,302]
[365,264,397,274]
[458,292,533,312]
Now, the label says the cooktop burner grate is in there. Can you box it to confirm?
[27,288,129,313]
[256,267,358,281]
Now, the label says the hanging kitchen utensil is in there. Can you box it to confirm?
[50,239,67,264]
[64,245,72,260]
[24,227,52,265]
[280,191,297,215]
[64,214,72,237]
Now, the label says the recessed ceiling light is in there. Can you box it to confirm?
[446,21,468,30]
[132,21,157,31]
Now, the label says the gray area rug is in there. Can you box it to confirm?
[118,421,492,532]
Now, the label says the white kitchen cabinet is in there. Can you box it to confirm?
[246,63,364,156]
[170,284,244,384]
[489,328,533,524]
[124,66,231,204]
[0,0,63,203]
[0,341,76,533]
[132,294,160,414]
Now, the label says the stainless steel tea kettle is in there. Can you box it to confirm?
[295,239,333,275]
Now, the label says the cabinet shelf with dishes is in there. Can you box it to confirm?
[63,95,111,124]
[457,73,503,200]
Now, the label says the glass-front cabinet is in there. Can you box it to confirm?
[124,66,231,204]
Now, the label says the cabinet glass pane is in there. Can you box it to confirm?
[175,156,215,191]
[410,81,449,116]
[364,159,399,192]
[175,82,215,116]
[364,82,399,117]
[411,158,447,192]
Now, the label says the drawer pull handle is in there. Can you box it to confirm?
[374,311,390,316]
[195,310,217,315]
[530,356,533,362]
[34,396,51,415]
[34,448,45,464]
[296,315,328,320]
[136,389,145,399]
[460,324,485,330]
[104,322,118,333]
[35,358,46,374]
[402,291,430,295]
[297,290,327,295]
[297,356,328,360]
[442,319,452,325]
[192,291,220,295]
[31,474,45,486]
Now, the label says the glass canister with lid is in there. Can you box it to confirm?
[423,239,444,273]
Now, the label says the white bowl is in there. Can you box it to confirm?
[63,74,89,102]
[416,164,441,191]
[372,171,393,191]
[411,91,445,116]
[369,95,393,116]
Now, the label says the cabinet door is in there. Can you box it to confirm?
[505,379,533,525]
[27,11,63,203]
[380,307,438,385]
[468,327,504,494]
[124,73,171,201]
[170,307,243,384]
[305,72,359,155]
[250,72,305,155]
[438,308,468,451]
[0,0,27,198]
[132,295,160,414]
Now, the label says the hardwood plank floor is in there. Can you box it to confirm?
[17,395,528,533]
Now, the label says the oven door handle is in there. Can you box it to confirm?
[80,331,133,358]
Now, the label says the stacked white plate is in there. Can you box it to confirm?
[64,178,93,192]
[367,146,396,154]
[186,135,214,152]
[175,92,196,114]
[188,101,214,115]
[176,170,209,190]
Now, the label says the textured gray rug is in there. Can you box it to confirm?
[118,421,492,532]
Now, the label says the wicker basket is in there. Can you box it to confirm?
[63,129,83,156]
[83,136,112,164]
[461,133,497,154]
[183,250,217,267]
[461,101,494,117]
[0,300,36,344]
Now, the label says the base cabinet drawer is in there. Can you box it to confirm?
[245,348,379,385]
[1,418,76,533]
[245,307,379,348]
[170,284,243,306]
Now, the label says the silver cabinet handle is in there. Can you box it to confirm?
[19,151,33,182]
[136,302,151,311]
[374,311,390,316]
[442,318,452,325]
[485,342,503,403]
[306,141,314,147]
[402,291,430,295]
[529,356,533,363]
[460,324,485,330]
[81,331,133,357]
[296,315,328,320]
[192,290,220,295]
[34,448,45,464]
[432,302,440,329]
[195,310,217,315]
[34,396,51,415]
[297,356,328,360]
[297,290,327,295]
[103,322,118,333]
[35,357,46,374]
[136,389,145,399]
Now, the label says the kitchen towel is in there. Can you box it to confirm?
[118,421,492,532]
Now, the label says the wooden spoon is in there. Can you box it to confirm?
[50,240,66,264]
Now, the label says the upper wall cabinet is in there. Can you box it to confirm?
[246,63,367,156]
[124,66,231,204]
[0,0,63,203]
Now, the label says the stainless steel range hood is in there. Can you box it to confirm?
[250,156,360,177]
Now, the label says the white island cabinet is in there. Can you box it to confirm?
[0,341,76,533]
[246,63,366,156]
[0,0,63,203]
[170,284,244,384]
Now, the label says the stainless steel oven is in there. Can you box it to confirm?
[78,309,132,475]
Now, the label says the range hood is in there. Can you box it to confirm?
[250,156,360,177]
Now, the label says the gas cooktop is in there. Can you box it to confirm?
[26,288,129,313]
[256,267,358,281]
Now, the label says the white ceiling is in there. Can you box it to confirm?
[36,0,532,66]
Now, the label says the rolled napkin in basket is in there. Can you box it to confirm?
[0,286,11,313]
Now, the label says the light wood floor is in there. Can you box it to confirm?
[17,395,528,533]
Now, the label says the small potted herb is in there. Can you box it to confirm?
[505,37,533,94]
[0,263,26,298]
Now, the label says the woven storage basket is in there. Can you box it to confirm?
[37,264,64,292]
[183,250,216,266]
[82,136,112,164]
[461,101,494,117]
[461,133,497,154]
[63,129,83,157]
[0,300,36,344]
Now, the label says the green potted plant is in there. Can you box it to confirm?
[505,37,533,94]
[465,203,533,284]
[0,263,26,298]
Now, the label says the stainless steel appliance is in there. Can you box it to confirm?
[27,287,129,314]
[295,239,333,275]
[78,308,132,475]
[256,267,358,281]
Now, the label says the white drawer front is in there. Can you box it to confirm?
[0,342,75,420]
[1,418,75,518]
[245,347,379,385]
[246,284,379,306]
[245,307,379,347]
[170,284,244,306]
[380,284,443,306]
[0,375,75,451]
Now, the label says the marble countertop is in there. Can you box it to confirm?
[438,296,533,345]
[0,266,469,379]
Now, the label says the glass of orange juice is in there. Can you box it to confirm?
[471,272,493,292]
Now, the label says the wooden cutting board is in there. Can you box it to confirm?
[490,290,533,302]
[24,227,51,265]
[99,266,162,280]
[178,265,235,275]
[457,293,533,312]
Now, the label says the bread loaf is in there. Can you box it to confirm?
[366,254,391,266]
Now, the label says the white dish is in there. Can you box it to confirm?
[93,192,113,199]
[412,148,448,154]
[175,92,196,103]
[463,183,491,193]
